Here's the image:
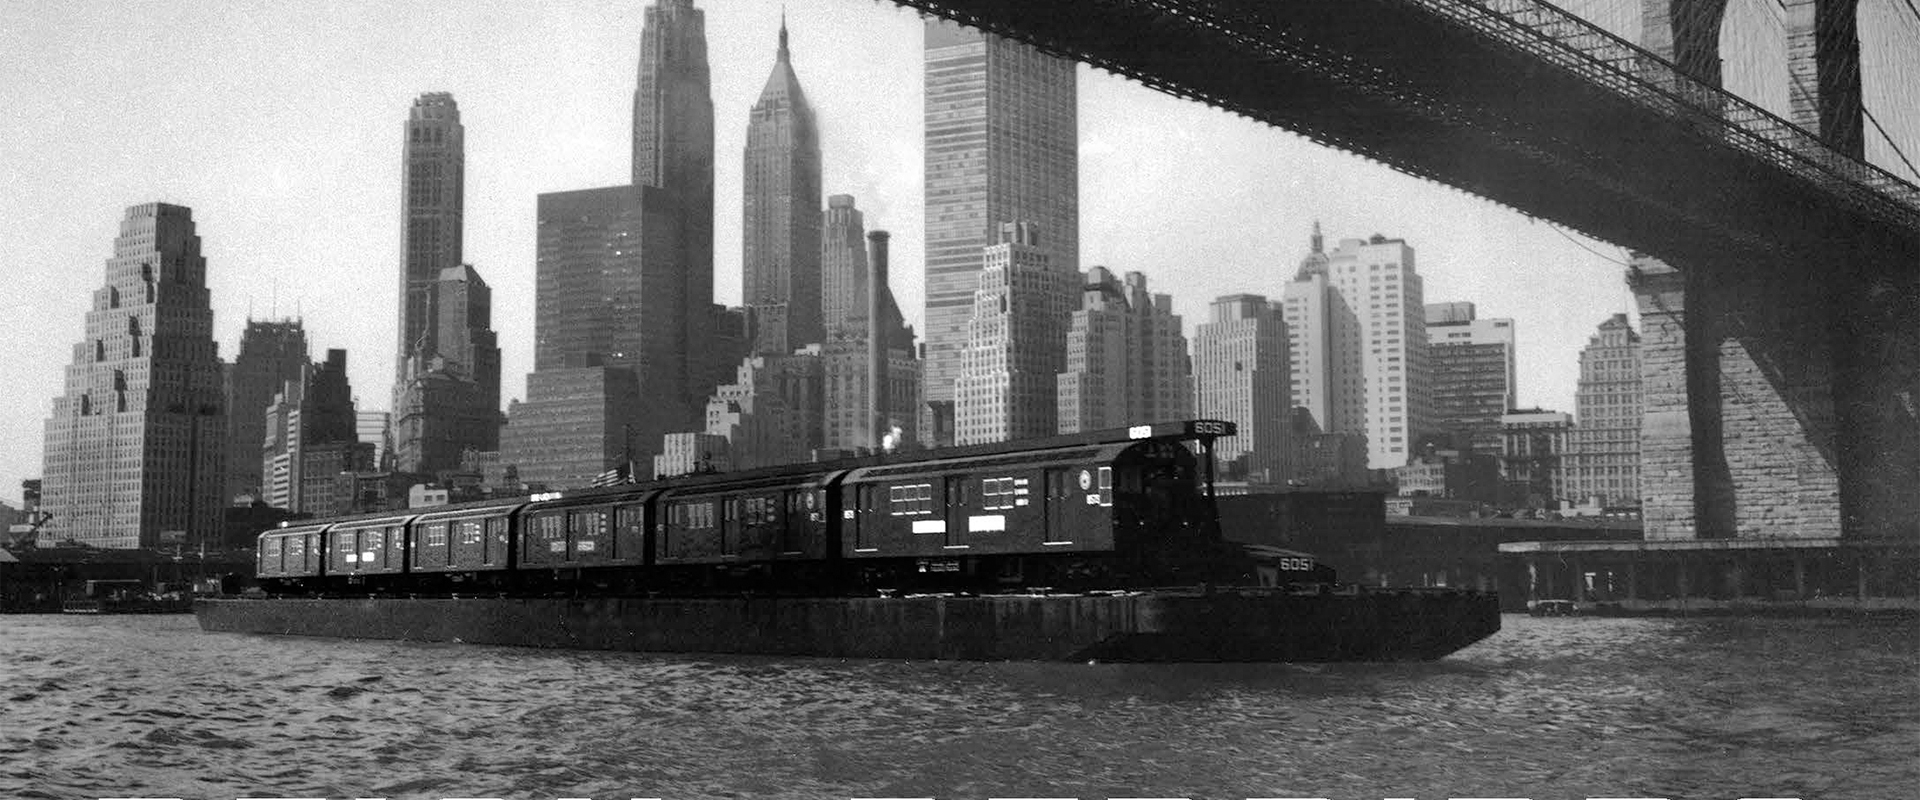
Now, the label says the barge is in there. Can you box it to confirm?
[194,587,1500,662]
[193,421,1501,661]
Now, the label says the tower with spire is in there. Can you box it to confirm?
[742,15,822,355]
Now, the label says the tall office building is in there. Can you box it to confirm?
[393,263,503,473]
[395,92,463,383]
[506,0,718,485]
[820,195,867,336]
[1284,228,1432,469]
[224,318,308,502]
[392,93,501,474]
[1193,294,1291,483]
[40,203,227,548]
[507,186,686,484]
[954,223,1076,445]
[1057,268,1193,433]
[634,0,715,403]
[1424,301,1516,457]
[922,22,1077,445]
[1281,223,1356,435]
[742,20,822,355]
[1564,313,1643,507]
[821,224,920,452]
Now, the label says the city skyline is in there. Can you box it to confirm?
[11,1,1767,503]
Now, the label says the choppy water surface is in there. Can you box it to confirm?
[1,614,1914,800]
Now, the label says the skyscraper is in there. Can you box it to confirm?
[634,0,715,402]
[820,195,867,336]
[1193,294,1290,483]
[1284,229,1433,469]
[396,92,463,383]
[953,223,1076,445]
[742,20,822,355]
[504,0,719,487]
[1424,301,1516,457]
[1057,268,1193,433]
[392,93,500,474]
[922,22,1077,446]
[40,203,226,548]
[1565,313,1643,507]
[224,318,308,502]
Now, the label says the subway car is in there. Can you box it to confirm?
[252,420,1253,597]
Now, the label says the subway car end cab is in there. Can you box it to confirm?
[837,425,1239,589]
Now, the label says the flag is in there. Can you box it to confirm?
[591,463,627,488]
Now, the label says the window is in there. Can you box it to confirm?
[1097,467,1113,507]
[889,483,934,515]
[982,477,1017,510]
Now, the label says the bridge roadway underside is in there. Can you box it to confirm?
[894,0,1919,538]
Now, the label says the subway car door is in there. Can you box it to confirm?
[1045,469,1073,545]
[944,477,965,549]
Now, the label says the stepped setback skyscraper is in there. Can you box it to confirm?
[635,0,716,407]
[396,93,463,382]
[392,92,501,474]
[922,22,1077,446]
[954,223,1076,445]
[1193,294,1290,483]
[40,203,227,548]
[742,20,822,355]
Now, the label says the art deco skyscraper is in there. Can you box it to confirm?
[41,203,226,548]
[392,93,500,474]
[1565,314,1642,507]
[953,223,1076,445]
[635,0,715,386]
[922,22,1077,446]
[396,93,463,380]
[742,20,822,355]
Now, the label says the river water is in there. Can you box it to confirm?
[0,614,1913,800]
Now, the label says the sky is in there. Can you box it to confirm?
[2,0,1914,508]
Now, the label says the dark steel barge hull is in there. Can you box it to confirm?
[193,590,1500,662]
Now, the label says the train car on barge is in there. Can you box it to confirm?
[201,421,1502,661]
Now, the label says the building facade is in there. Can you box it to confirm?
[393,263,502,474]
[821,226,921,452]
[922,22,1077,446]
[223,319,308,503]
[1283,228,1433,469]
[501,366,645,490]
[1192,294,1290,483]
[741,21,822,355]
[1057,267,1193,433]
[1564,313,1643,508]
[953,223,1076,445]
[40,203,227,548]
[701,351,824,470]
[1424,301,1517,458]
[1500,409,1572,509]
[261,350,368,515]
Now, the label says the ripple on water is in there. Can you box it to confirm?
[0,613,1913,799]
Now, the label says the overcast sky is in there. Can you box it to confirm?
[2,0,1913,507]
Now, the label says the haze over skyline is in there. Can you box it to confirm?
[11,0,1906,507]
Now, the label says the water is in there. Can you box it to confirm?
[1,614,1914,800]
